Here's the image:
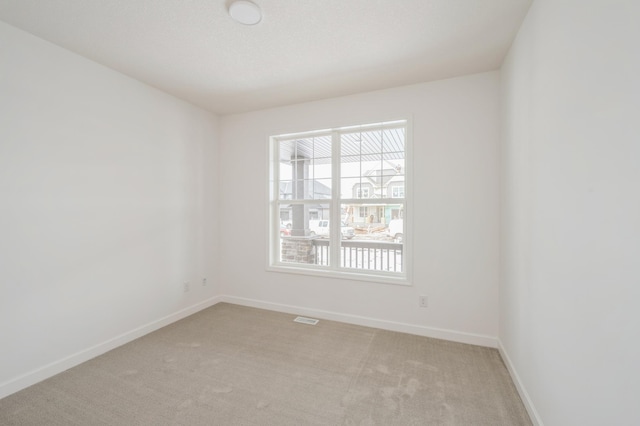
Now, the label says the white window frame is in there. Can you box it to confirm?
[267,119,412,285]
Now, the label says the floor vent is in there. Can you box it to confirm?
[293,316,319,325]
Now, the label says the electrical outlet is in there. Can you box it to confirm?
[419,295,428,308]
[183,282,190,293]
[202,278,207,286]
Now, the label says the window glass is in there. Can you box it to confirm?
[271,121,408,283]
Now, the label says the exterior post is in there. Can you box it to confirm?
[290,154,310,237]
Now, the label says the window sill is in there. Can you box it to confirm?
[266,263,411,286]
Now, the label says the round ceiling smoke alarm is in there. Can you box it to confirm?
[228,1,262,25]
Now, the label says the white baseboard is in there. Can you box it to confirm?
[497,340,544,426]
[1,294,499,401]
[0,296,223,400]
[219,295,498,348]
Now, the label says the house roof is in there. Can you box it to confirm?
[0,0,532,115]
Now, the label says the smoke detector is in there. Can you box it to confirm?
[228,1,262,26]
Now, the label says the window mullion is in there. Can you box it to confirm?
[330,130,341,270]
[271,139,280,264]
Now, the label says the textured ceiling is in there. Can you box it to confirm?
[0,0,532,115]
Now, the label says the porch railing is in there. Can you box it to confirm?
[312,239,403,272]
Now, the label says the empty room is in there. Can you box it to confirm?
[1,0,637,425]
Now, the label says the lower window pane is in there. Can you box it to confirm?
[341,203,404,272]
[278,202,331,267]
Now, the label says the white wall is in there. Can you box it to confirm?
[500,1,640,425]
[218,72,501,345]
[0,21,219,397]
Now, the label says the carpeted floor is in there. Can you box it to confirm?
[0,303,531,425]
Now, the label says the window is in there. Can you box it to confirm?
[269,120,409,284]
[391,185,404,198]
[356,187,370,198]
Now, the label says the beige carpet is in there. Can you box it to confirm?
[0,303,531,425]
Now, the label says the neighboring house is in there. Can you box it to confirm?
[348,167,404,225]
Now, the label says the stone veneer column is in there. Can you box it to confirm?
[281,236,316,264]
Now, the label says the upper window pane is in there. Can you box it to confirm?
[339,125,405,200]
[278,135,332,200]
[382,127,405,153]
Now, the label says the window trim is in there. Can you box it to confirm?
[267,119,412,286]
